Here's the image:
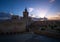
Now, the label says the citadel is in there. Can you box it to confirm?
[0,8,60,37]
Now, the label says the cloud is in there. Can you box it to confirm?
[49,0,55,3]
[0,12,11,20]
[0,12,11,17]
[10,12,13,15]
[28,8,34,12]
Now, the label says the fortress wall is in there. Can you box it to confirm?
[0,21,26,33]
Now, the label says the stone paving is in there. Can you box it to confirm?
[0,32,60,42]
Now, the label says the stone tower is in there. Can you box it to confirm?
[23,8,29,32]
[23,8,29,19]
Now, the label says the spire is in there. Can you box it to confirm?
[24,8,28,12]
[23,8,29,18]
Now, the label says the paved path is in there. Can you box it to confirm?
[0,32,60,42]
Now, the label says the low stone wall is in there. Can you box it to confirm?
[34,31,60,38]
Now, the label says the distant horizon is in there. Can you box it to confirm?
[0,11,60,20]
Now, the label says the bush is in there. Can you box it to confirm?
[56,29,60,33]
[41,27,45,30]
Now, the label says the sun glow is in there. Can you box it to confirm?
[37,9,48,18]
[29,8,48,18]
[39,12,46,18]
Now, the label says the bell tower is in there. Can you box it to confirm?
[23,8,29,19]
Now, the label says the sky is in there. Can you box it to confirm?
[0,0,60,19]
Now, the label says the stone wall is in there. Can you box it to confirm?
[0,20,26,33]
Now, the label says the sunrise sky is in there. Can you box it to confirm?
[0,0,60,20]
